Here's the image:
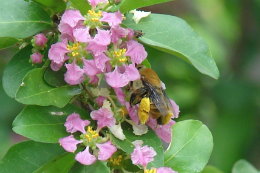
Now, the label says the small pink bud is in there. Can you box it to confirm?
[30,52,43,64]
[34,33,47,48]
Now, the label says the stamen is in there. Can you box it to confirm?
[110,155,123,166]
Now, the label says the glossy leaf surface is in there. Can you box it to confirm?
[232,160,259,173]
[0,37,18,49]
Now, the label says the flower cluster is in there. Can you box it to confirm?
[30,33,48,64]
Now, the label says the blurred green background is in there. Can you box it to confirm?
[0,0,259,172]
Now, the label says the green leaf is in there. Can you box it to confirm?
[0,140,65,173]
[232,159,258,173]
[118,0,176,13]
[111,122,164,169]
[0,37,18,49]
[44,66,67,87]
[201,165,223,173]
[12,104,90,143]
[142,58,151,68]
[2,45,35,98]
[123,13,219,79]
[15,68,82,108]
[70,0,91,15]
[32,0,66,13]
[69,161,110,173]
[0,0,52,39]
[36,153,76,173]
[164,120,213,173]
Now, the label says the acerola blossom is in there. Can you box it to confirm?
[83,59,102,77]
[59,135,82,152]
[34,33,47,48]
[64,113,90,134]
[95,96,106,107]
[125,40,147,64]
[30,52,43,64]
[94,53,110,72]
[64,60,85,85]
[110,26,129,44]
[125,102,139,124]
[60,9,85,28]
[90,107,116,129]
[170,99,180,119]
[75,146,97,165]
[48,39,70,64]
[124,64,140,81]
[100,10,123,27]
[131,141,156,168]
[96,141,117,161]
[73,27,91,43]
[105,67,129,88]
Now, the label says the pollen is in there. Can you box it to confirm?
[85,126,99,142]
[109,155,123,166]
[67,43,80,57]
[114,49,127,62]
[144,168,157,173]
[138,97,150,124]
[88,10,102,22]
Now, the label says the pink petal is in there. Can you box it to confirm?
[110,26,129,44]
[89,75,99,85]
[58,23,73,36]
[100,10,123,27]
[124,64,140,81]
[48,39,70,64]
[157,167,178,173]
[105,67,129,88]
[30,52,43,64]
[88,0,108,7]
[96,141,117,161]
[83,59,102,77]
[113,87,125,105]
[64,60,85,85]
[131,144,157,167]
[86,41,107,56]
[73,27,91,43]
[170,99,180,119]
[125,102,139,124]
[94,53,110,72]
[59,135,82,152]
[75,146,97,165]
[61,9,85,28]
[64,113,90,134]
[125,40,147,64]
[90,108,116,129]
[94,28,111,46]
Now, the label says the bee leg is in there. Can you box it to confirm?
[138,97,150,124]
[130,87,148,106]
[157,111,173,125]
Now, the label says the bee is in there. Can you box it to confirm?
[127,64,174,125]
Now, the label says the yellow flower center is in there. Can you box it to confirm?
[67,43,80,57]
[145,168,157,173]
[88,10,102,22]
[109,155,123,166]
[85,126,99,142]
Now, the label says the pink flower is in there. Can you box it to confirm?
[96,141,117,161]
[127,28,134,40]
[124,64,140,81]
[110,26,129,44]
[50,61,66,71]
[64,60,85,85]
[131,142,157,168]
[125,40,147,64]
[83,59,102,77]
[89,75,99,85]
[73,27,91,43]
[170,99,180,119]
[105,67,129,88]
[125,102,139,124]
[75,146,97,165]
[30,52,43,64]
[64,113,90,134]
[48,39,70,64]
[113,88,125,105]
[147,118,175,143]
[88,0,108,7]
[94,53,110,72]
[60,9,85,28]
[86,29,111,56]
[95,96,106,107]
[34,33,47,48]
[157,167,178,173]
[100,10,123,27]
[59,135,82,152]
[90,108,116,129]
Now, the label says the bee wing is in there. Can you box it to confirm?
[162,89,175,116]
[142,81,168,116]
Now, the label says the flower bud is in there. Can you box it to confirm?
[33,33,47,49]
[30,52,43,64]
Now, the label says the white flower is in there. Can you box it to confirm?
[130,9,151,24]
